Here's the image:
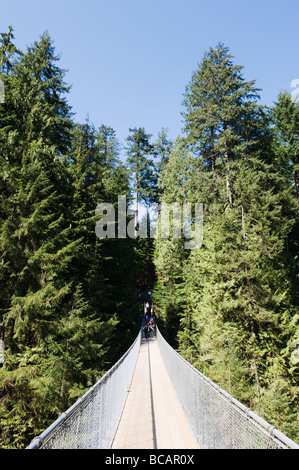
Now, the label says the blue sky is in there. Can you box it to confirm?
[1,0,299,152]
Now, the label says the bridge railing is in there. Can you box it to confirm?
[156,327,299,450]
[27,329,142,449]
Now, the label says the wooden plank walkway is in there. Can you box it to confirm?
[111,336,198,449]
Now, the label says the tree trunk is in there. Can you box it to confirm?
[223,133,233,209]
[294,168,299,203]
[241,205,247,240]
[134,177,138,238]
[210,126,216,171]
[225,149,233,209]
[226,173,233,209]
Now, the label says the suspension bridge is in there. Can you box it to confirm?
[27,325,299,450]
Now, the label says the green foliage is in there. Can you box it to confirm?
[125,127,157,205]
[153,44,299,443]
[271,91,299,202]
[0,28,142,448]
[1,28,298,448]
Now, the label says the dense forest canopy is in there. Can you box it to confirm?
[0,28,298,447]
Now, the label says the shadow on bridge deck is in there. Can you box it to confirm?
[111,336,198,450]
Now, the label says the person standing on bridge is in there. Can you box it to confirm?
[143,302,152,339]
[143,302,155,339]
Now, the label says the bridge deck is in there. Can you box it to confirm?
[111,336,198,449]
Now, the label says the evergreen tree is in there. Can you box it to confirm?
[67,121,140,362]
[154,127,173,172]
[182,43,264,208]
[0,25,18,74]
[272,91,299,202]
[152,138,193,343]
[125,127,156,237]
[0,31,82,447]
[1,26,298,447]
[0,31,131,448]
[96,125,122,188]
[154,45,299,440]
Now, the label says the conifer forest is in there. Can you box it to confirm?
[0,27,298,448]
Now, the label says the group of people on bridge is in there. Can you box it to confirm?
[143,302,155,340]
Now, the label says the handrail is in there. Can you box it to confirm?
[27,328,142,449]
[156,326,299,449]
[26,324,299,450]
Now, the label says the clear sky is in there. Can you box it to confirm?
[1,0,299,151]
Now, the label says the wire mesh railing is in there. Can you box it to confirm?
[156,327,299,449]
[27,329,142,449]
[27,324,298,450]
